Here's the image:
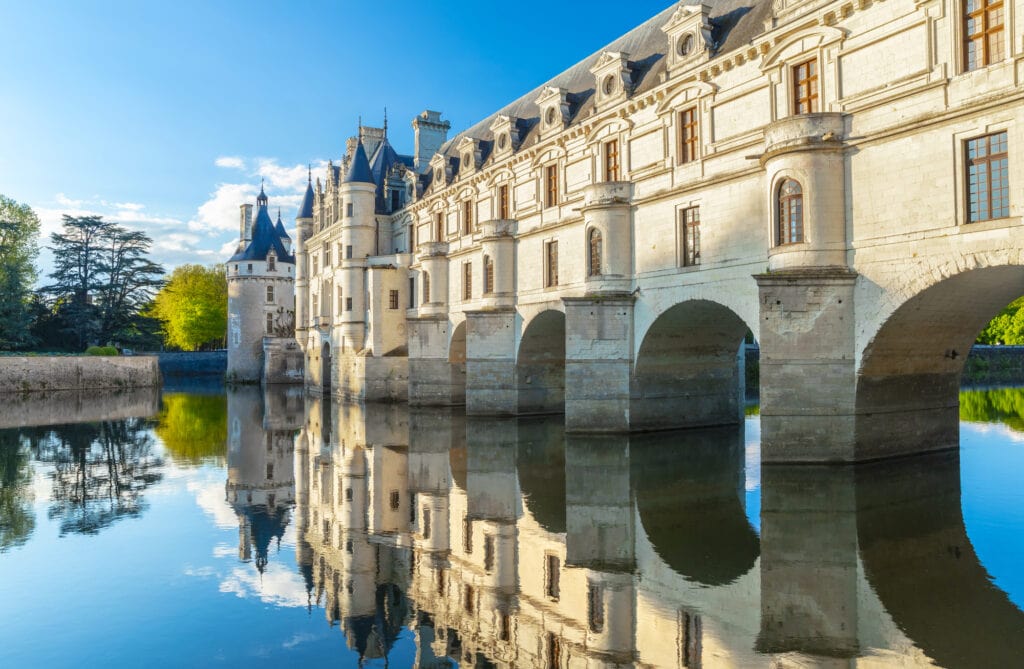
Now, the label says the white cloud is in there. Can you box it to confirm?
[219,562,310,608]
[255,159,310,192]
[113,202,145,212]
[215,156,246,170]
[188,183,257,234]
[189,479,239,529]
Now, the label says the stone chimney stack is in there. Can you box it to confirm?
[412,110,451,174]
[239,204,253,243]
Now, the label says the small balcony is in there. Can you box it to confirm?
[762,113,846,159]
[417,241,449,259]
[478,219,517,239]
[582,182,633,208]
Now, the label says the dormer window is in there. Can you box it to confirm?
[498,134,508,150]
[590,52,632,111]
[678,34,694,56]
[545,108,557,125]
[536,87,569,138]
[661,4,713,77]
[602,75,615,96]
[267,254,276,271]
[435,168,444,184]
[490,115,521,158]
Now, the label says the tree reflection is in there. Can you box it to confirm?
[960,387,1024,432]
[0,430,35,552]
[154,393,227,463]
[28,419,163,535]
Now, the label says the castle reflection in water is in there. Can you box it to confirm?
[225,386,1024,668]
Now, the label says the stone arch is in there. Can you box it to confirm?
[446,320,468,406]
[631,299,756,431]
[517,309,567,415]
[855,264,1024,459]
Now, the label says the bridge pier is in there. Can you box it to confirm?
[564,295,635,432]
[756,270,858,462]
[465,308,518,416]
[408,316,465,406]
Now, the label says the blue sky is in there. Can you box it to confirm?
[0,0,673,275]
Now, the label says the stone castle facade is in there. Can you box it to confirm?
[226,185,303,384]
[289,0,1023,462]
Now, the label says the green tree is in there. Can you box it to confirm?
[0,431,35,552]
[43,215,164,350]
[977,297,1024,345]
[149,264,227,351]
[0,195,41,350]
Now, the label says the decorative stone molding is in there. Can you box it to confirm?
[661,3,714,77]
[582,182,633,208]
[535,86,571,139]
[417,241,449,259]
[429,153,452,190]
[489,115,522,160]
[590,51,634,112]
[455,136,482,178]
[478,219,517,239]
[761,113,846,162]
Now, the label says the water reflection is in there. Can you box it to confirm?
[960,386,1024,431]
[0,431,34,551]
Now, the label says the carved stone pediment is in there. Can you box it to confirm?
[489,115,522,159]
[535,86,570,138]
[455,136,483,177]
[661,2,714,76]
[590,51,634,111]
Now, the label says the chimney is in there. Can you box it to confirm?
[240,204,253,243]
[412,110,451,174]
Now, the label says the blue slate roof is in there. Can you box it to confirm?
[229,199,296,264]
[296,179,315,220]
[274,210,291,240]
[343,140,374,184]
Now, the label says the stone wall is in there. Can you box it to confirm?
[0,355,160,394]
[963,346,1024,386]
[262,337,305,385]
[158,351,227,378]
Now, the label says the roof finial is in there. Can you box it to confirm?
[308,164,312,184]
[383,107,388,138]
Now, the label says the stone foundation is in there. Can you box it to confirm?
[0,355,161,394]
[262,337,305,385]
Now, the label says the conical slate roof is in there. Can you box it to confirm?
[274,210,290,240]
[296,178,315,220]
[344,140,374,184]
[229,193,295,264]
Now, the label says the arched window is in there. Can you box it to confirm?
[422,271,431,304]
[266,285,275,303]
[588,228,603,277]
[777,179,804,245]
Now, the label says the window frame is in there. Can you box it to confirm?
[545,164,559,208]
[266,285,275,303]
[389,289,400,310]
[965,131,1010,223]
[462,198,474,235]
[434,212,445,242]
[777,178,805,245]
[265,312,274,334]
[588,228,603,277]
[483,255,495,295]
[963,0,1006,72]
[792,59,819,115]
[678,107,699,164]
[498,183,510,220]
[545,240,559,287]
[679,206,701,267]
[604,139,620,181]
[463,261,473,301]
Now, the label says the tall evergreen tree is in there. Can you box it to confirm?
[0,195,41,350]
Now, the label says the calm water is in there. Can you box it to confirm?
[2,386,1024,667]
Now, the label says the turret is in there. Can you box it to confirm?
[337,139,377,352]
[295,170,315,340]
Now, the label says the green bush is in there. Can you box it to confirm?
[84,346,119,356]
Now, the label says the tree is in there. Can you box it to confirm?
[149,264,227,351]
[154,393,228,462]
[43,215,164,350]
[977,297,1024,345]
[0,195,41,350]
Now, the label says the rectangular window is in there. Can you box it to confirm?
[679,107,699,164]
[498,184,510,219]
[545,240,559,287]
[499,612,511,641]
[604,140,620,181]
[463,516,473,554]
[324,248,330,267]
[464,584,474,614]
[792,59,819,114]
[463,199,474,235]
[345,297,353,312]
[588,584,604,633]
[345,245,353,260]
[484,535,495,572]
[545,554,560,600]
[265,313,274,334]
[436,567,445,596]
[548,633,561,669]
[463,262,472,301]
[389,490,400,511]
[337,285,343,313]
[266,285,275,303]
[409,277,416,308]
[435,212,444,241]
[681,612,703,668]
[483,256,494,295]
[248,263,254,274]
[965,0,1005,71]
[389,289,399,310]
[312,294,318,320]
[681,207,701,267]
[267,255,276,271]
[266,463,274,480]
[422,508,431,539]
[545,164,559,208]
[967,131,1010,222]
[346,202,353,217]
[391,190,401,211]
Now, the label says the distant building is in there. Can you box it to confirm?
[225,184,301,384]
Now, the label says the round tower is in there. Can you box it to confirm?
[226,184,297,383]
[294,170,315,349]
[337,140,377,352]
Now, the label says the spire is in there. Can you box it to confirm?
[308,164,312,184]
[343,139,374,184]
[383,107,388,138]
[297,167,316,220]
[256,179,268,207]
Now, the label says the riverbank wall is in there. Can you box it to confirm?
[963,345,1024,386]
[0,355,161,394]
[157,351,227,380]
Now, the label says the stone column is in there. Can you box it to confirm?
[465,308,518,415]
[563,295,634,432]
[408,316,464,405]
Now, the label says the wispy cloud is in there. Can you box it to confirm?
[215,156,246,170]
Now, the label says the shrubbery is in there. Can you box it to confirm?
[84,346,119,356]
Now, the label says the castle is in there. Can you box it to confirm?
[234,0,1023,462]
